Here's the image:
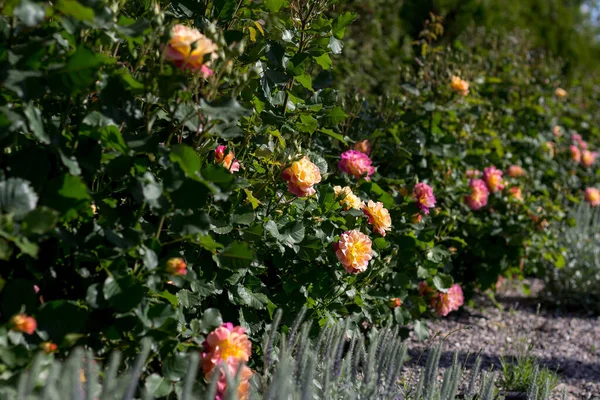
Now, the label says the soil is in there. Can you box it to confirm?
[403,279,600,399]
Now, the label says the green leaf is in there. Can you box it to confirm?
[280,221,305,245]
[103,276,145,312]
[231,205,255,225]
[59,47,114,93]
[234,286,268,309]
[264,0,286,12]
[216,242,255,268]
[295,73,313,91]
[170,144,201,178]
[324,106,347,126]
[328,36,343,55]
[314,53,332,70]
[432,273,453,293]
[21,207,58,235]
[332,12,356,39]
[42,174,90,219]
[426,246,449,263]
[55,0,94,21]
[0,178,38,218]
[144,374,172,397]
[201,308,223,330]
[23,103,48,144]
[319,128,347,144]
[177,290,202,308]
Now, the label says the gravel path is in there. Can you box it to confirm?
[403,279,600,399]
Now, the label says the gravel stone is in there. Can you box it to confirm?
[402,279,600,399]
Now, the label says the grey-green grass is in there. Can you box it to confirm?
[0,310,560,399]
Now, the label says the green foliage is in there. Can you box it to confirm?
[500,345,560,396]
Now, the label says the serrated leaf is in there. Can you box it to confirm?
[234,286,268,309]
[0,178,38,218]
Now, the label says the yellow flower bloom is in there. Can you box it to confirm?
[450,76,469,96]
[362,200,392,236]
[555,88,567,98]
[333,186,362,210]
[165,25,218,74]
[281,156,322,197]
[335,230,373,273]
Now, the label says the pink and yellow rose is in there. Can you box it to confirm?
[362,200,392,236]
[570,145,582,163]
[165,24,218,77]
[582,150,597,168]
[482,166,504,192]
[334,230,373,274]
[585,188,600,207]
[333,186,363,210]
[10,314,36,335]
[450,76,469,96]
[202,323,253,400]
[555,87,567,98]
[507,165,525,178]
[508,186,523,202]
[338,150,375,180]
[166,257,187,275]
[281,156,321,197]
[464,179,489,211]
[215,145,240,173]
[413,182,436,215]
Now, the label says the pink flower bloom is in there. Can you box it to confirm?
[570,145,581,163]
[338,150,375,180]
[207,361,253,400]
[585,188,600,207]
[571,133,583,145]
[482,166,504,192]
[582,150,597,168]
[214,145,240,173]
[353,140,372,155]
[164,24,218,74]
[508,186,523,201]
[200,65,214,79]
[413,182,436,214]
[202,323,252,376]
[362,200,392,236]
[281,156,322,197]
[465,169,480,178]
[507,165,525,178]
[334,230,373,274]
[215,145,226,163]
[430,284,464,317]
[464,179,489,210]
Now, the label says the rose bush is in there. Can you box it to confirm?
[0,0,598,396]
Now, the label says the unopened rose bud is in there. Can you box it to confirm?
[411,213,422,224]
[388,298,402,309]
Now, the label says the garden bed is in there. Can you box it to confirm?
[404,279,600,399]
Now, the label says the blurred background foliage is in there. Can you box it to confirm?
[333,0,600,96]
